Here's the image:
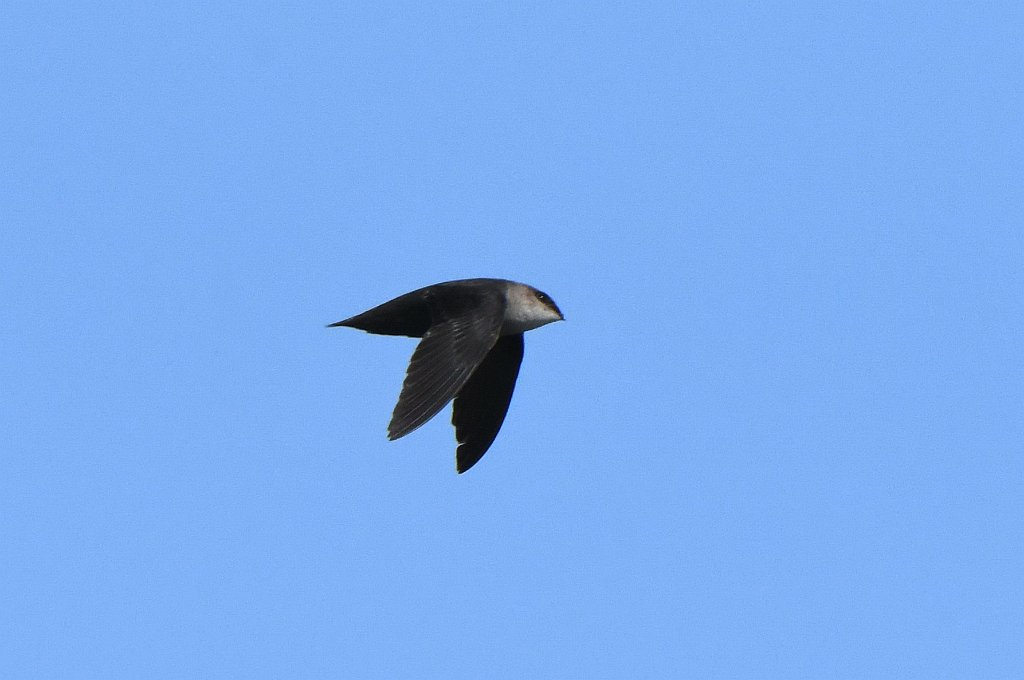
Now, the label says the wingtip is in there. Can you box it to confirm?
[455,447,483,474]
[387,419,418,441]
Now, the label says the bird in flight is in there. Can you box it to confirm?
[329,278,563,473]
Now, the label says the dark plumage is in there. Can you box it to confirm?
[329,279,563,473]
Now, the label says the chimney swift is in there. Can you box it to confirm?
[329,278,563,473]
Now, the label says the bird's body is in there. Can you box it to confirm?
[330,279,563,473]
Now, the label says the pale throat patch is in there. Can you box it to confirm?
[501,284,561,334]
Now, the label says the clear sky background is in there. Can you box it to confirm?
[3,2,1022,678]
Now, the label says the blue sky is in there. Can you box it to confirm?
[3,2,1022,678]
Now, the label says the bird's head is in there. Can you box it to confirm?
[503,282,564,334]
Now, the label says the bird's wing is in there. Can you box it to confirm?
[387,292,505,440]
[452,333,524,473]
